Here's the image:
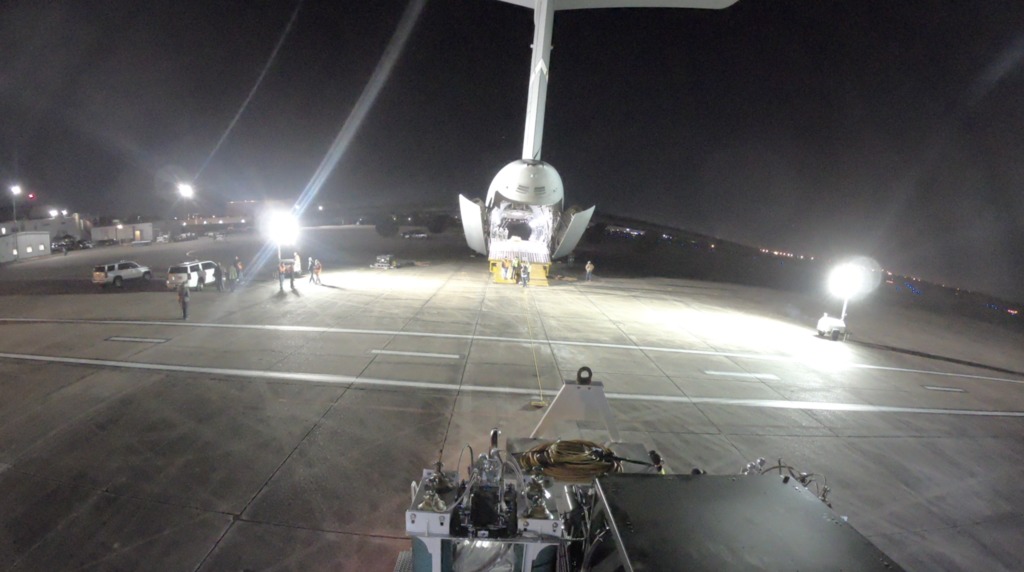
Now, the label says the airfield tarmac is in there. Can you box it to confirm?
[0,226,1022,571]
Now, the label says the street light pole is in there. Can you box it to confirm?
[277,243,284,292]
[10,185,21,230]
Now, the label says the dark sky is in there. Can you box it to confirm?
[3,0,1024,301]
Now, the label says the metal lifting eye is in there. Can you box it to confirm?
[576,366,592,385]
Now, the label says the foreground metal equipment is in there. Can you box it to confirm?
[397,367,903,571]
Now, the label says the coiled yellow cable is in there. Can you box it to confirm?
[518,440,621,483]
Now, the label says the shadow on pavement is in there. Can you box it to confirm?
[850,338,1024,378]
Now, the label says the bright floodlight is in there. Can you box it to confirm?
[10,185,21,196]
[177,183,195,199]
[48,209,58,218]
[828,263,866,300]
[264,210,300,246]
[825,257,881,323]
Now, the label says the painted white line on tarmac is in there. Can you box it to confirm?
[1,317,1022,386]
[923,385,967,393]
[371,349,461,359]
[703,371,780,380]
[107,336,169,344]
[0,351,1022,418]
[610,393,1019,417]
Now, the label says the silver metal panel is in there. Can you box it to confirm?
[552,205,594,259]
[591,474,904,571]
[493,0,537,8]
[459,195,488,255]
[553,0,738,9]
[492,0,738,10]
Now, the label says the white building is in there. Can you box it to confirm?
[91,221,160,243]
[0,232,52,263]
[0,212,87,242]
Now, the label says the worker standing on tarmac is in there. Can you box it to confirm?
[177,283,190,320]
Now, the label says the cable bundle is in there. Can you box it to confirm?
[518,440,621,483]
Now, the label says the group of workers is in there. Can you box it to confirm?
[498,257,595,286]
[499,257,532,287]
[278,252,323,291]
[177,256,245,319]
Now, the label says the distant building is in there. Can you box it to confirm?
[91,221,168,243]
[0,231,51,263]
[0,212,88,242]
[226,200,262,220]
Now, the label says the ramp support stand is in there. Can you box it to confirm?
[530,367,620,443]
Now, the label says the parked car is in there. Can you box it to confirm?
[51,236,78,252]
[166,260,218,290]
[92,261,152,288]
[76,240,93,249]
[401,229,429,239]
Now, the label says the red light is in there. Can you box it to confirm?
[27,193,36,200]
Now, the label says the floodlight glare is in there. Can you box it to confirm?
[264,210,300,246]
[177,183,195,199]
[822,257,882,328]
[828,263,866,300]
[48,209,58,218]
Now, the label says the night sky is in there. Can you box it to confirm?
[3,1,1024,301]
